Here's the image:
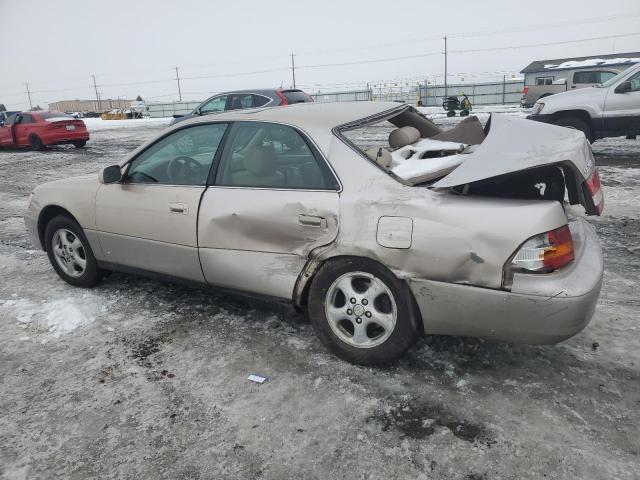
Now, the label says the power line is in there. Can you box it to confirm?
[451,32,640,54]
[298,51,441,70]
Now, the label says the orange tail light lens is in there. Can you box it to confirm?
[511,225,575,273]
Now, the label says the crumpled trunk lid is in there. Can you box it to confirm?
[432,114,602,215]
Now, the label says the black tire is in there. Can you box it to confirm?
[73,140,87,148]
[553,116,594,143]
[446,111,456,117]
[44,215,103,288]
[460,109,469,117]
[29,134,45,150]
[308,257,418,365]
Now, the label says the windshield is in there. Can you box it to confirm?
[598,64,638,87]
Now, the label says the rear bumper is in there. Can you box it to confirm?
[41,131,89,146]
[526,114,554,124]
[409,219,603,344]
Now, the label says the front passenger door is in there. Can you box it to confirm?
[94,123,228,281]
[603,70,640,134]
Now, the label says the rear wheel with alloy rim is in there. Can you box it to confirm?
[308,257,418,365]
[45,215,103,287]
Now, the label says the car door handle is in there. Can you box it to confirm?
[169,202,188,214]
[298,214,326,228]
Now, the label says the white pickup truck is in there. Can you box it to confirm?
[527,63,640,142]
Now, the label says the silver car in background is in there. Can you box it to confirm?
[25,102,604,365]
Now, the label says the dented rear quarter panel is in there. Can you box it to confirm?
[307,137,568,291]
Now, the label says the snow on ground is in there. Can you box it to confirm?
[0,106,639,479]
[82,116,172,131]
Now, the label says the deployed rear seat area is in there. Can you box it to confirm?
[365,115,486,184]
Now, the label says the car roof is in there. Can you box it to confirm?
[208,88,306,96]
[176,101,406,132]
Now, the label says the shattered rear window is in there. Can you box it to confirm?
[341,119,396,152]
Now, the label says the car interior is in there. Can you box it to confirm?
[216,124,331,189]
[357,114,487,184]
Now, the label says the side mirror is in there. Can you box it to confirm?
[99,165,122,184]
[615,81,632,94]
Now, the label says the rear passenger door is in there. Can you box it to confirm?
[197,121,340,299]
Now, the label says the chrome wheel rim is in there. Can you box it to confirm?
[324,271,397,349]
[52,228,87,278]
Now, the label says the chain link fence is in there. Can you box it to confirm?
[419,79,524,106]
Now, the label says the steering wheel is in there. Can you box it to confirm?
[166,156,203,184]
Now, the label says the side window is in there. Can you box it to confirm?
[125,123,228,186]
[599,71,617,83]
[536,77,553,86]
[253,95,271,107]
[18,114,34,124]
[200,96,227,114]
[228,94,255,110]
[627,72,640,92]
[214,122,337,190]
[573,71,599,84]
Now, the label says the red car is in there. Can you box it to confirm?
[0,111,89,150]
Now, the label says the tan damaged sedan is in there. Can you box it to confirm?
[25,102,604,365]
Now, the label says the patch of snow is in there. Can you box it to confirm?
[1,294,107,337]
[82,117,172,132]
[390,137,467,184]
[544,58,640,70]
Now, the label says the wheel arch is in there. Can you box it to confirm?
[550,109,594,128]
[293,254,424,333]
[37,205,79,251]
[550,109,595,141]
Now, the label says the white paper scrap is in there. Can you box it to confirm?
[248,374,268,384]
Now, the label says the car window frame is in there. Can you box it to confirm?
[625,71,640,92]
[120,122,231,188]
[252,94,273,108]
[572,70,611,85]
[197,95,229,115]
[208,120,341,192]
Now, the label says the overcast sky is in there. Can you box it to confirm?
[0,0,638,108]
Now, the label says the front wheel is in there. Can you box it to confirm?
[44,215,103,287]
[308,258,418,365]
[73,140,87,148]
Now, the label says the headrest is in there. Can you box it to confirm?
[389,126,421,149]
[365,147,392,168]
[243,145,278,176]
[431,115,485,145]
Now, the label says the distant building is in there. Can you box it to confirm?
[520,52,640,87]
[47,98,132,113]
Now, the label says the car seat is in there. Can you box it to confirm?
[231,144,285,187]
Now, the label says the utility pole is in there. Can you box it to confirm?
[92,75,102,111]
[25,82,33,110]
[175,66,182,102]
[443,35,448,98]
[291,53,296,89]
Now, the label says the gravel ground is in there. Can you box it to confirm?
[0,109,639,480]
